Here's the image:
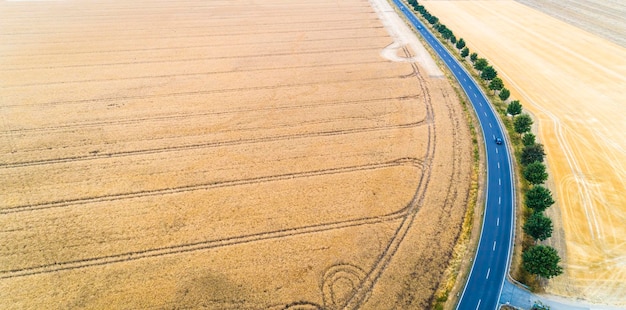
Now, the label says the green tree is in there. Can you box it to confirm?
[524,161,549,185]
[521,143,546,165]
[522,245,563,279]
[499,88,510,101]
[524,212,553,241]
[450,35,457,44]
[525,185,555,212]
[507,100,522,118]
[522,133,536,146]
[474,58,488,71]
[460,47,469,58]
[489,77,504,93]
[481,66,497,80]
[470,52,478,62]
[514,113,533,135]
[456,38,466,50]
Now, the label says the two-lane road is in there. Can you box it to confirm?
[391,1,515,309]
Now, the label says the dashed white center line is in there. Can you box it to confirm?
[476,299,481,310]
[496,148,499,154]
[497,162,500,169]
[486,268,491,279]
[484,112,488,117]
[474,93,478,98]
[497,217,500,226]
[498,197,501,205]
[489,123,492,128]
[493,241,497,251]
[499,178,501,185]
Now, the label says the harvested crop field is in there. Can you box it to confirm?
[0,0,472,308]
[420,0,626,305]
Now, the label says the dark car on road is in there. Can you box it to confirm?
[495,137,503,145]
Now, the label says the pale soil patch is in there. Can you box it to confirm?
[422,0,626,305]
[369,0,443,77]
[0,0,471,308]
[514,0,626,48]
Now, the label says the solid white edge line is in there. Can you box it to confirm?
[390,2,511,309]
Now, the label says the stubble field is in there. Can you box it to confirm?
[0,0,472,308]
[421,0,626,305]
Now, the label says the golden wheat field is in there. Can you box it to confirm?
[421,0,626,305]
[0,0,472,309]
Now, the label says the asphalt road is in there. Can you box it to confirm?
[390,1,516,309]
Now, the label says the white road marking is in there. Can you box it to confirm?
[486,268,491,279]
[499,178,501,185]
[497,217,500,226]
[498,162,500,169]
[496,148,499,154]
[493,241,497,251]
[475,94,478,98]
[484,112,488,117]
[489,123,492,128]
[476,299,482,310]
[499,197,501,205]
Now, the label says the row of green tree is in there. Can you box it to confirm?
[512,107,563,279]
[406,0,562,281]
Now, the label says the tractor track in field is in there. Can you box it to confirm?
[2,60,385,87]
[0,204,413,280]
[343,48,437,309]
[2,75,408,108]
[0,157,424,215]
[1,26,384,48]
[0,118,425,169]
[0,47,382,71]
[2,6,375,23]
[0,18,380,38]
[0,35,385,58]
[0,95,418,135]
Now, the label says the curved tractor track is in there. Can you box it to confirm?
[0,1,472,308]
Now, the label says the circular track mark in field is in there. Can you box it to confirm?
[321,263,368,309]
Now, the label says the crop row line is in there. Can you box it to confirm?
[0,18,378,37]
[0,118,425,169]
[0,206,411,280]
[1,46,381,71]
[344,53,437,309]
[1,157,424,215]
[2,75,405,108]
[2,60,386,88]
[0,95,416,135]
[0,34,383,61]
[1,6,374,22]
[2,26,383,48]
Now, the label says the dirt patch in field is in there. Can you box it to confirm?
[0,0,472,308]
[421,0,626,306]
